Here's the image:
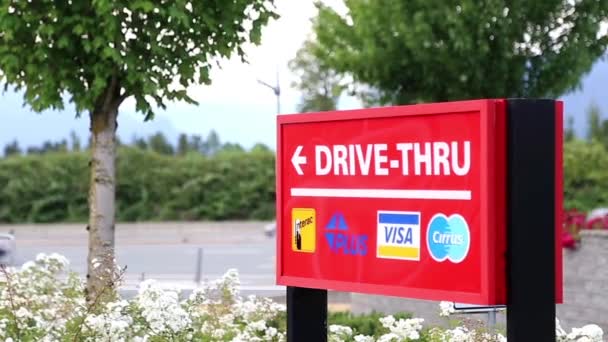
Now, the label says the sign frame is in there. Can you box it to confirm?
[275,99,511,305]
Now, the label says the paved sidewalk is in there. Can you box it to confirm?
[0,221,274,246]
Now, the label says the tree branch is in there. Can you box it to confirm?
[117,91,129,106]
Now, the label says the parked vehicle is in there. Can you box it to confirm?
[0,233,16,266]
[586,207,608,229]
[264,221,276,237]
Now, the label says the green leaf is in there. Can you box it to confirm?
[133,0,155,13]
[58,36,70,48]
[0,0,278,120]
[72,24,85,35]
[306,0,608,105]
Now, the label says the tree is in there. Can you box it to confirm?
[148,131,174,155]
[70,130,82,152]
[289,38,345,112]
[201,130,221,156]
[564,116,576,142]
[221,142,245,153]
[586,102,603,141]
[251,142,271,152]
[132,135,148,150]
[309,0,608,106]
[0,0,277,301]
[177,133,189,155]
[190,134,203,154]
[3,140,21,157]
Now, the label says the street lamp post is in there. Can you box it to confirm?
[257,70,281,114]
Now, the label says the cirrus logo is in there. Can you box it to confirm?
[426,213,470,263]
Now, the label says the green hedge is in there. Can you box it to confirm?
[0,147,276,223]
[0,138,606,223]
[563,139,608,211]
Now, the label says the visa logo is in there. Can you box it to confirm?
[376,211,421,261]
[383,225,414,245]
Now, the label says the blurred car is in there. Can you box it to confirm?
[0,233,16,266]
[586,208,608,229]
[264,221,276,237]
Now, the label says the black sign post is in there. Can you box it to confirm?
[506,99,558,341]
[287,286,328,342]
[284,99,561,342]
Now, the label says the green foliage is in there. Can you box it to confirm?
[129,130,235,156]
[69,131,82,152]
[329,311,412,338]
[289,39,345,113]
[0,152,89,223]
[584,102,608,150]
[586,102,603,141]
[309,0,608,106]
[565,116,576,142]
[0,147,275,223]
[563,139,608,211]
[3,133,608,221]
[22,139,69,155]
[3,140,21,157]
[0,0,278,118]
[147,132,175,155]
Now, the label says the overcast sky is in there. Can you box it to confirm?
[0,0,356,151]
[0,1,605,151]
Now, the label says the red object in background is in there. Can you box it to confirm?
[584,208,608,229]
[562,231,576,249]
[276,99,562,305]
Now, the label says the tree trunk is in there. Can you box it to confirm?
[86,105,118,303]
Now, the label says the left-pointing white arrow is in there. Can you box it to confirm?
[291,145,307,175]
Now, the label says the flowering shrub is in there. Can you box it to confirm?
[0,253,604,341]
[0,254,285,341]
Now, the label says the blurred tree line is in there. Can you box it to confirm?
[2,106,608,223]
[0,131,275,223]
[563,103,608,211]
[2,129,269,158]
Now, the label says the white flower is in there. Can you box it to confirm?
[354,334,375,342]
[439,301,455,317]
[135,280,191,335]
[379,315,396,327]
[212,328,227,339]
[329,324,353,336]
[380,316,424,340]
[377,332,400,342]
[249,320,267,331]
[15,307,31,318]
[329,324,354,342]
[20,261,36,271]
[219,314,235,325]
[567,324,604,342]
[265,326,278,338]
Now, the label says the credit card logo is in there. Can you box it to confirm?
[376,211,420,261]
[426,213,470,263]
[292,208,316,253]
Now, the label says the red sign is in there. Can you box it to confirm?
[276,99,561,305]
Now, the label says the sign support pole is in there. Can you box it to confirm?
[287,286,328,342]
[506,99,557,341]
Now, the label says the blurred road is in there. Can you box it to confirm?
[1,221,282,297]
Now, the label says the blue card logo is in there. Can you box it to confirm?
[325,213,368,256]
[426,214,470,263]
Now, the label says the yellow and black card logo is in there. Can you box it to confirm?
[292,208,316,253]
